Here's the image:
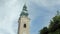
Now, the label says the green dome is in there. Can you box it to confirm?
[20,11,28,16]
[20,4,28,17]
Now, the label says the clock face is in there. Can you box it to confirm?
[23,31,26,34]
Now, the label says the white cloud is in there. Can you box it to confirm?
[0,0,26,34]
[30,0,60,7]
[1,0,60,34]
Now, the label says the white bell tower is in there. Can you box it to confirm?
[18,4,30,34]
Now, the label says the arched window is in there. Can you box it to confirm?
[24,24,26,28]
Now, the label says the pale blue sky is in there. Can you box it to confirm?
[0,0,60,34]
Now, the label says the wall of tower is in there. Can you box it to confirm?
[18,16,30,34]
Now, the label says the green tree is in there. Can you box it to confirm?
[40,27,48,34]
[40,11,60,34]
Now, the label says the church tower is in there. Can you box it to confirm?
[18,4,30,34]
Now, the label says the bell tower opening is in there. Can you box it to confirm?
[24,24,26,28]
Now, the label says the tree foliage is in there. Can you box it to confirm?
[40,11,60,34]
[40,27,48,34]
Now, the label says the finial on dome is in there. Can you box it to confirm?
[23,4,27,11]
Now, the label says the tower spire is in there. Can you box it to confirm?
[20,4,28,17]
[23,4,27,11]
